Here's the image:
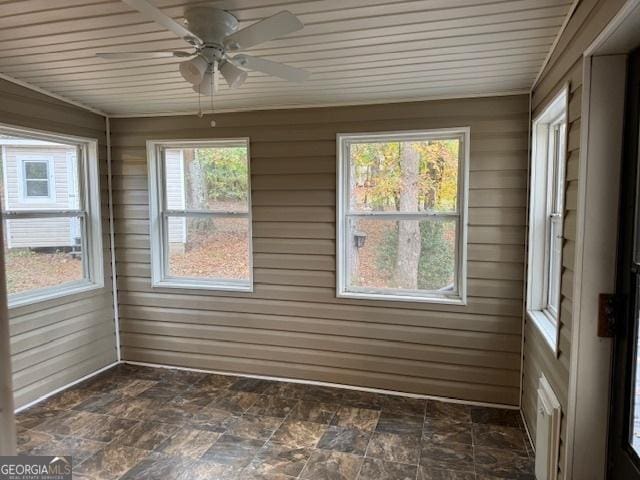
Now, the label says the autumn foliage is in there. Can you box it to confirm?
[348,139,460,292]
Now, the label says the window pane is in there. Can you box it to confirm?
[24,161,48,179]
[346,217,457,293]
[3,216,85,295]
[26,180,48,197]
[0,133,92,303]
[167,216,250,282]
[165,145,249,212]
[349,138,460,213]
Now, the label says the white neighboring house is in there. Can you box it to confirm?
[165,148,186,246]
[1,139,80,249]
[1,141,186,250]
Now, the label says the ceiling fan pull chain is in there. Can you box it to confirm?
[210,65,217,127]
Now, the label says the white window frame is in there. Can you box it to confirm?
[0,124,104,308]
[527,85,569,355]
[18,156,55,203]
[147,138,253,292]
[336,128,469,305]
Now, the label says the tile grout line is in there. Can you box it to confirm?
[352,407,380,480]
[294,401,322,480]
[238,385,329,479]
[299,398,348,480]
[414,400,428,480]
[305,402,342,479]
[241,392,291,478]
[471,420,478,480]
[294,399,322,480]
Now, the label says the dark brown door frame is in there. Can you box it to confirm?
[608,47,640,480]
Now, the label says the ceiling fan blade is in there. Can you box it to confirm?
[96,51,194,59]
[224,11,303,51]
[233,54,309,82]
[121,0,202,45]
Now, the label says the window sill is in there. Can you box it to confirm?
[152,279,253,293]
[337,289,466,305]
[9,280,103,309]
[527,309,559,356]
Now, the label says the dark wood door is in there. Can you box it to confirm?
[608,47,640,480]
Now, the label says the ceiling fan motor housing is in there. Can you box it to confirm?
[183,6,239,47]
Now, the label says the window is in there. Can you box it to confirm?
[0,128,103,307]
[337,129,469,304]
[527,86,568,354]
[147,139,252,291]
[22,159,52,200]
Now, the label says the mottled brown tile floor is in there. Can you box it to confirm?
[15,364,534,479]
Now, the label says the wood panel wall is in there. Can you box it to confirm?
[0,78,117,408]
[522,0,627,476]
[110,95,529,405]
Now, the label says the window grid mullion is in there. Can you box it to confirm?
[345,212,459,219]
[3,210,85,219]
[163,210,249,218]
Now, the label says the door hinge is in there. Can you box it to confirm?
[598,293,622,337]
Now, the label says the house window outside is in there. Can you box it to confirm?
[337,129,469,304]
[527,86,569,354]
[22,159,52,199]
[0,129,104,307]
[147,139,253,291]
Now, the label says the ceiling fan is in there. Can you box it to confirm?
[96,0,310,95]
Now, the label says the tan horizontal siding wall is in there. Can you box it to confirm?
[111,95,528,406]
[522,0,627,476]
[0,78,116,408]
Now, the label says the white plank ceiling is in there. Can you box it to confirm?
[0,0,572,116]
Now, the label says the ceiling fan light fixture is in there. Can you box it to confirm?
[220,61,248,89]
[193,72,214,96]
[179,56,208,85]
